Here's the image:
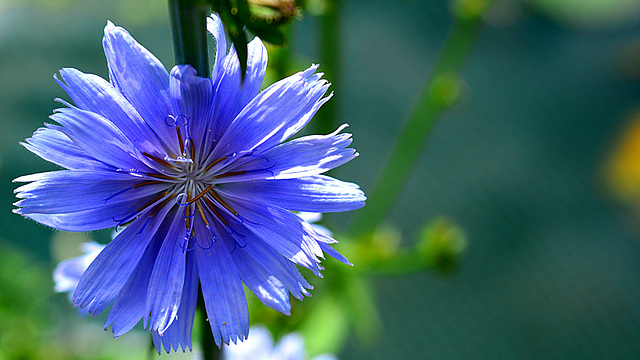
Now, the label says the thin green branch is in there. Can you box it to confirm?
[350,2,490,235]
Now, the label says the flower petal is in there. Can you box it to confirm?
[105,236,161,338]
[212,125,356,183]
[207,15,228,84]
[211,65,330,160]
[153,248,198,353]
[73,204,172,315]
[223,199,326,276]
[226,226,313,313]
[50,107,146,170]
[22,125,109,170]
[14,170,164,215]
[196,230,249,346]
[217,175,365,213]
[208,38,268,144]
[56,67,160,153]
[102,21,175,149]
[146,211,188,335]
[169,65,213,149]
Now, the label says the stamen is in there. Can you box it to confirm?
[146,173,175,180]
[165,115,177,127]
[180,231,197,252]
[150,195,174,217]
[204,197,229,225]
[142,151,176,169]
[133,180,164,188]
[209,191,239,216]
[176,126,183,152]
[136,191,168,213]
[137,217,152,235]
[228,230,247,254]
[203,156,228,173]
[195,200,210,226]
[190,184,213,203]
[176,193,189,206]
[200,226,216,249]
[184,204,196,219]
[104,185,135,204]
[165,156,193,164]
[214,170,247,179]
[189,138,195,160]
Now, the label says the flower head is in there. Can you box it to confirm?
[14,15,364,353]
[223,326,336,360]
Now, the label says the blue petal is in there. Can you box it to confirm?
[169,65,213,149]
[14,170,164,215]
[102,21,175,151]
[14,170,163,231]
[207,15,228,84]
[153,248,198,353]
[216,175,365,213]
[211,65,330,161]
[208,38,267,144]
[224,224,313,313]
[50,107,146,170]
[223,199,326,276]
[56,68,160,154]
[146,211,188,335]
[22,125,110,170]
[196,232,249,346]
[105,235,162,338]
[212,125,356,184]
[73,204,173,315]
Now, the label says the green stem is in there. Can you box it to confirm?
[349,3,488,235]
[316,0,341,135]
[169,0,211,78]
[198,289,220,360]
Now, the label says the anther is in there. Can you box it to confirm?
[146,173,175,180]
[190,184,213,203]
[203,156,228,173]
[136,191,168,213]
[204,197,229,225]
[195,201,210,226]
[133,180,164,189]
[176,127,183,152]
[142,151,176,169]
[214,170,247,179]
[209,191,239,216]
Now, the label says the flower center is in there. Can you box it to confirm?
[110,115,249,251]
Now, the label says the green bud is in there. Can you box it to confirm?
[417,217,468,273]
[451,0,492,21]
[427,72,463,108]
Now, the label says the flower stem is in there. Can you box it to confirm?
[198,289,220,360]
[168,0,211,78]
[349,1,490,235]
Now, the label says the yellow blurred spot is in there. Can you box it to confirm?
[606,112,640,199]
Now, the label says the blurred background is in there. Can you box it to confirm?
[2,0,640,359]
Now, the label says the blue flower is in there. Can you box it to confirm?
[54,241,105,296]
[14,15,364,353]
[223,326,337,360]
